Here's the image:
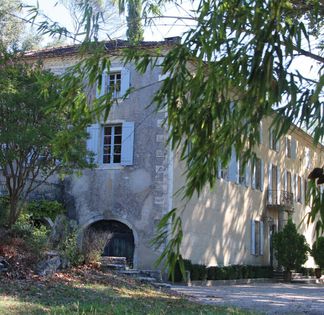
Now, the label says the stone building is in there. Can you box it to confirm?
[23,39,323,269]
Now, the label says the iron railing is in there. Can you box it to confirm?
[267,190,294,209]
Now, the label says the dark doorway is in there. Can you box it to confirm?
[89,220,135,267]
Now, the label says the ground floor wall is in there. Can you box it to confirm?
[174,176,317,269]
[63,168,168,270]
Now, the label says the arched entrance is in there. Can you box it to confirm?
[87,220,135,267]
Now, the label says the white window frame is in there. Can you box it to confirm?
[102,124,123,165]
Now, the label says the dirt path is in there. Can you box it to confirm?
[172,282,324,314]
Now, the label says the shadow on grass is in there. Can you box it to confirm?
[0,277,256,315]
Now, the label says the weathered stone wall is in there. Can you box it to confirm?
[39,54,170,269]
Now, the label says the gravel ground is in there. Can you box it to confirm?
[172,282,324,314]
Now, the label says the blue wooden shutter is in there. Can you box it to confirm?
[251,220,256,255]
[217,159,221,179]
[86,123,100,163]
[96,71,107,98]
[268,163,272,203]
[236,159,240,184]
[277,166,281,204]
[284,169,287,191]
[121,68,130,98]
[260,159,264,191]
[269,128,273,149]
[121,122,134,165]
[260,221,264,255]
[228,147,237,183]
[245,160,251,187]
[291,138,297,160]
[301,177,305,204]
[252,160,256,189]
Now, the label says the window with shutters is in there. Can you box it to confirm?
[103,125,122,164]
[251,219,264,256]
[96,68,130,99]
[221,166,228,180]
[297,175,302,203]
[286,137,291,158]
[86,121,134,167]
[108,72,121,98]
[269,128,279,151]
[252,158,262,190]
[304,178,309,205]
[238,159,245,185]
[287,171,292,193]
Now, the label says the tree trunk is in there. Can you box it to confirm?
[284,270,292,282]
[8,196,20,227]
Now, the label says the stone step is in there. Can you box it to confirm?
[152,282,172,289]
[101,263,126,271]
[101,256,127,266]
[118,270,141,276]
[137,276,157,283]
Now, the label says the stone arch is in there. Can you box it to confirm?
[81,215,138,268]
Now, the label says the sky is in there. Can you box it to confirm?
[21,0,319,83]
[22,0,197,44]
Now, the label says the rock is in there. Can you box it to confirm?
[60,256,70,269]
[0,256,9,272]
[48,215,69,248]
[37,256,61,276]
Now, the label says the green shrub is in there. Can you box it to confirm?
[11,212,49,258]
[171,258,192,282]
[273,219,310,273]
[173,260,273,282]
[191,264,207,280]
[11,212,34,237]
[24,200,66,221]
[312,237,324,269]
[0,196,10,226]
[59,226,84,267]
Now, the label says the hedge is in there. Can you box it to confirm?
[171,259,273,282]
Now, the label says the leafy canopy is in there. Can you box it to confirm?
[0,56,93,226]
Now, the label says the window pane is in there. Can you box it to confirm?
[103,146,111,155]
[114,154,121,163]
[115,126,122,135]
[104,136,111,145]
[103,155,110,164]
[104,126,112,136]
[114,135,122,145]
[114,145,121,154]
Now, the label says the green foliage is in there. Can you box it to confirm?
[307,179,324,237]
[59,226,84,266]
[172,260,273,282]
[0,58,93,226]
[11,212,49,256]
[273,219,310,272]
[312,236,324,268]
[24,200,66,221]
[191,264,207,281]
[0,196,9,226]
[11,212,35,237]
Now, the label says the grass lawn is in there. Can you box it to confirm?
[0,267,259,315]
